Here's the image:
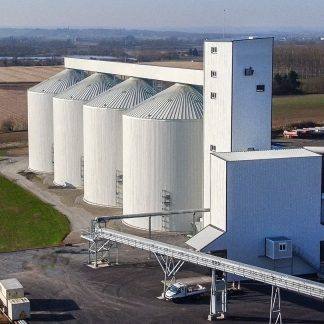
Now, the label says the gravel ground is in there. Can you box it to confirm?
[1,244,324,324]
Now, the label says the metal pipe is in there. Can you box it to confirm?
[96,208,210,223]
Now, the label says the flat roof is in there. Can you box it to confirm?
[212,148,320,162]
[0,278,23,291]
[205,37,274,43]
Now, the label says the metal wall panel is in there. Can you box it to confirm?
[232,38,273,151]
[53,99,84,187]
[83,78,156,207]
[27,69,85,173]
[123,117,203,232]
[203,42,233,217]
[28,92,54,173]
[208,153,323,276]
[83,107,123,206]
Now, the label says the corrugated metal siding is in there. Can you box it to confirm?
[53,73,117,187]
[56,73,117,101]
[27,69,87,173]
[208,154,323,277]
[87,77,156,110]
[29,69,86,94]
[232,39,273,151]
[126,83,203,120]
[123,117,203,232]
[83,78,155,207]
[203,41,233,217]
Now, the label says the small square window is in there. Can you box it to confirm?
[244,67,254,76]
[211,47,218,54]
[210,92,217,99]
[211,70,217,78]
[279,243,286,251]
[256,84,265,92]
[210,145,216,152]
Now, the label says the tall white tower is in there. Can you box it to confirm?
[203,37,273,224]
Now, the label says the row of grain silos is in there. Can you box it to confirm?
[28,68,203,232]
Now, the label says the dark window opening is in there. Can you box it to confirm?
[245,67,255,76]
[211,47,218,54]
[210,145,216,152]
[211,70,217,78]
[210,92,217,99]
[256,84,265,92]
[279,243,287,251]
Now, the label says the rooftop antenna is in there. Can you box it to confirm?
[223,9,226,39]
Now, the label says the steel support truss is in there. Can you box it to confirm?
[153,252,185,297]
[87,236,119,268]
[208,269,227,321]
[269,286,282,324]
[82,217,324,322]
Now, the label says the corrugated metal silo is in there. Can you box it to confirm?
[53,73,118,188]
[83,77,156,207]
[123,83,203,232]
[27,69,86,173]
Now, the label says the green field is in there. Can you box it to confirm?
[272,94,324,128]
[0,175,70,252]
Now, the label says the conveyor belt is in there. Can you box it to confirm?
[82,227,324,301]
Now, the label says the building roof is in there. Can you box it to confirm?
[213,148,320,162]
[186,225,225,251]
[0,278,23,291]
[205,37,274,43]
[56,73,118,102]
[126,83,203,120]
[86,77,156,110]
[29,69,86,94]
[304,146,324,155]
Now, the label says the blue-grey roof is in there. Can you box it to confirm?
[126,83,203,120]
[29,69,86,94]
[56,73,118,102]
[86,77,156,110]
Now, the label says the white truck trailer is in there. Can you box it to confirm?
[0,279,30,321]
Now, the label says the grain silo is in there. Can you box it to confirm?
[123,83,203,232]
[83,77,156,207]
[27,69,86,173]
[53,73,118,188]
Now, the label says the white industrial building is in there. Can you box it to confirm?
[53,73,118,188]
[83,77,156,207]
[27,36,324,277]
[123,83,203,232]
[188,149,324,276]
[27,69,86,173]
[203,38,273,223]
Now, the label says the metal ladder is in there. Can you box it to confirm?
[116,170,123,207]
[161,190,171,231]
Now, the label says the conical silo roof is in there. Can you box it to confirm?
[29,69,86,94]
[126,83,203,120]
[56,73,118,102]
[86,77,156,110]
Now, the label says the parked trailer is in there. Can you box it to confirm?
[0,279,30,322]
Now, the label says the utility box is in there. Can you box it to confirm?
[0,279,24,307]
[266,237,292,260]
[7,297,30,321]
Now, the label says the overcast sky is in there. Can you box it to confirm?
[0,0,323,31]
